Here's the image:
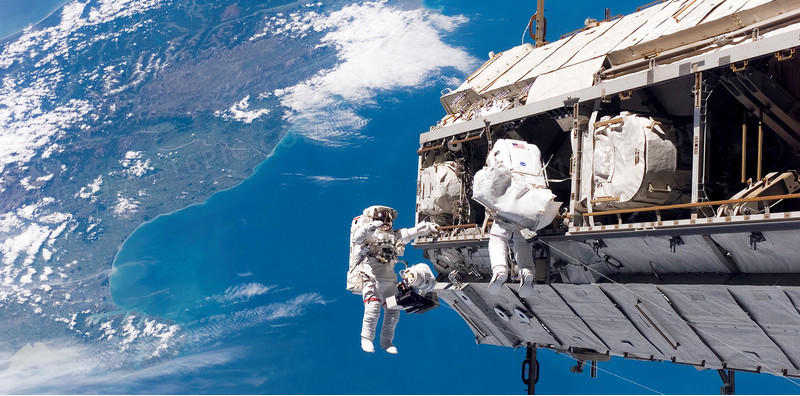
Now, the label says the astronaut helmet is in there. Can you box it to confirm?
[364,205,397,231]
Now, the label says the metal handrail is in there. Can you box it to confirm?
[637,0,668,12]
[437,223,479,231]
[417,144,444,154]
[582,193,800,218]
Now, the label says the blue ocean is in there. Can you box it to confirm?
[0,0,68,39]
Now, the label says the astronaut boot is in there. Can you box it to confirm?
[518,267,534,298]
[488,270,508,295]
[361,337,375,353]
[380,340,398,354]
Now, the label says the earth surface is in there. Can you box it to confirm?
[1,0,799,393]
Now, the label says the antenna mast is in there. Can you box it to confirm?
[529,0,548,47]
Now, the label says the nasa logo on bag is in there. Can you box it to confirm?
[520,161,526,167]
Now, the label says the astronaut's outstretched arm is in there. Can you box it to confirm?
[353,221,384,245]
[398,222,438,244]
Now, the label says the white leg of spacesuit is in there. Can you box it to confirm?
[361,300,382,339]
[512,229,535,298]
[487,222,511,295]
[360,274,381,352]
[379,309,399,351]
[361,274,401,354]
[378,281,399,353]
[512,229,534,270]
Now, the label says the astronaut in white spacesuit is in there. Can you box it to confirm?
[472,139,560,299]
[348,206,437,354]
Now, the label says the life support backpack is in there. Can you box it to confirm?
[472,139,561,230]
[346,206,398,294]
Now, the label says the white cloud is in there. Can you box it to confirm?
[101,348,240,391]
[269,1,477,146]
[282,172,369,184]
[0,0,167,174]
[113,194,140,218]
[120,151,154,177]
[19,174,53,191]
[207,282,275,304]
[0,197,72,308]
[0,91,92,174]
[0,342,92,393]
[19,268,36,284]
[0,292,326,392]
[0,341,240,394]
[0,0,167,68]
[309,175,368,183]
[215,95,271,124]
[104,52,164,95]
[75,175,103,201]
[140,318,180,358]
[188,293,327,346]
[1,222,52,266]
[39,266,53,281]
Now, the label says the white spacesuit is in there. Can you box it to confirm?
[471,139,561,298]
[348,205,437,354]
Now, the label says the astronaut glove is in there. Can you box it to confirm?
[368,220,384,230]
[416,221,438,236]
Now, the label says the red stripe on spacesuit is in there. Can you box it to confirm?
[363,297,382,304]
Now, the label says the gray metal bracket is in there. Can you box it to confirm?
[718,369,736,395]
[522,346,539,395]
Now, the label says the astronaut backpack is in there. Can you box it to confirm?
[472,139,561,231]
[346,206,398,294]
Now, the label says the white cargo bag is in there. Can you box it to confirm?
[418,161,462,216]
[590,112,680,209]
[472,139,561,230]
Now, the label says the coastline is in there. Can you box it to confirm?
[0,0,71,41]
[108,127,297,309]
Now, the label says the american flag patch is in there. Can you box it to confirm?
[512,142,523,148]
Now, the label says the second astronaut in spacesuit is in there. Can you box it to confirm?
[347,206,437,354]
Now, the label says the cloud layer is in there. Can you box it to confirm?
[206,282,276,304]
[263,1,477,146]
[0,291,326,393]
[188,292,327,347]
[0,340,241,394]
